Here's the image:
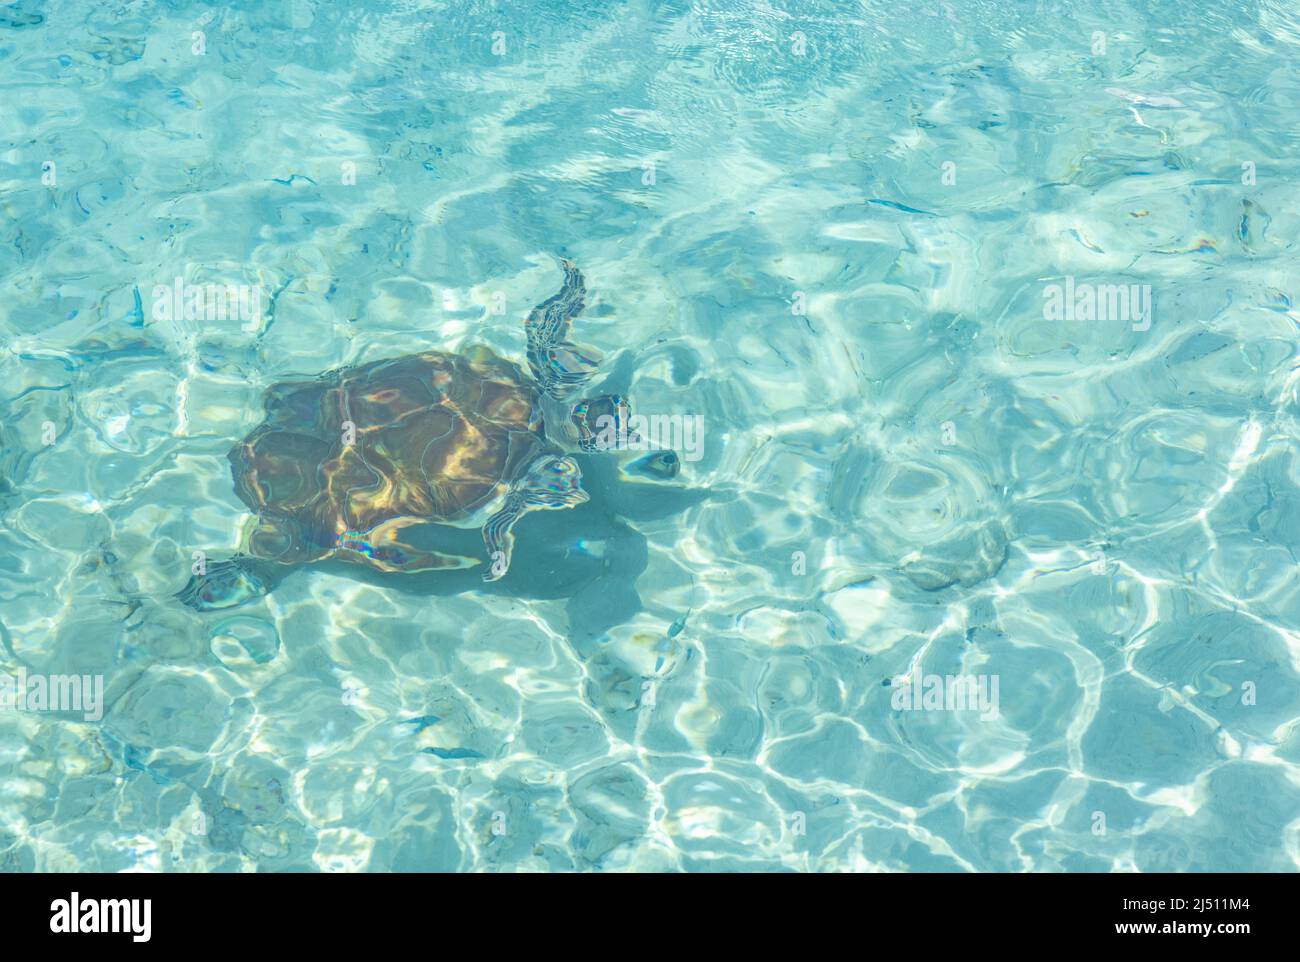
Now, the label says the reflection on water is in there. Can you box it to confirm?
[2,0,1299,871]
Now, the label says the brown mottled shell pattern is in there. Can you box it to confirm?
[229,347,545,567]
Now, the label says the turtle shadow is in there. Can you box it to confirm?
[283,452,710,648]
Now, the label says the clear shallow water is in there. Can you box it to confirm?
[2,0,1300,872]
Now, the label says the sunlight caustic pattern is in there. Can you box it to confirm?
[1,0,1299,872]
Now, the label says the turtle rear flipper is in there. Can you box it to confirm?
[525,259,602,398]
[177,556,289,611]
[482,455,588,581]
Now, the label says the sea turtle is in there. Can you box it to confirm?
[178,260,664,612]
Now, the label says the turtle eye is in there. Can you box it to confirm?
[628,450,680,480]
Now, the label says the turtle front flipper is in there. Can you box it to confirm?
[525,259,602,399]
[339,517,480,573]
[176,556,288,612]
[482,455,588,581]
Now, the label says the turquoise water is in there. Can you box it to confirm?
[2,0,1300,872]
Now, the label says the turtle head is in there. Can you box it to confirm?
[571,394,637,453]
[568,394,685,479]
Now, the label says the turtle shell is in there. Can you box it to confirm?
[228,347,545,566]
